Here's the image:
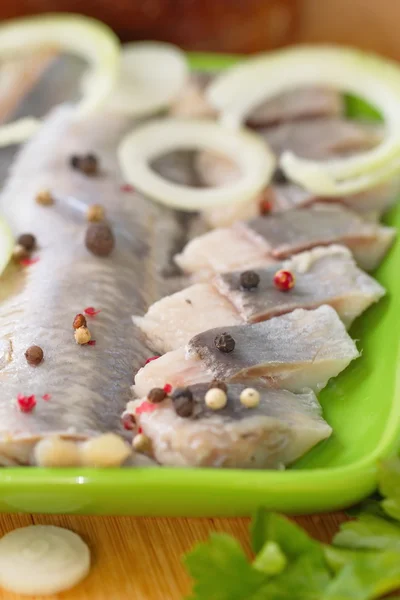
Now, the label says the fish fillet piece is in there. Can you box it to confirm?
[133,283,243,354]
[134,305,359,397]
[175,225,274,281]
[170,74,343,124]
[215,245,385,327]
[244,204,396,271]
[127,384,332,468]
[0,106,186,466]
[176,204,395,277]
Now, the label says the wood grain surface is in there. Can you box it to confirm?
[0,511,347,599]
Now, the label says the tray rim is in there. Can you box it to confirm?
[0,51,399,517]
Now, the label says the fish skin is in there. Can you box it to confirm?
[133,305,359,397]
[0,106,185,464]
[243,204,396,270]
[127,383,332,468]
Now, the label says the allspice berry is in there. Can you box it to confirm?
[85,222,115,257]
[87,204,105,223]
[35,189,54,206]
[17,233,36,252]
[132,433,151,453]
[147,387,167,404]
[73,314,87,330]
[25,345,44,366]
[80,154,98,176]
[74,326,91,345]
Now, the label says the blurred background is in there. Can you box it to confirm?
[0,0,399,58]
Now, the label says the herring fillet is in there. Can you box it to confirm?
[127,384,332,468]
[175,204,395,278]
[134,245,384,354]
[133,305,359,397]
[0,106,184,465]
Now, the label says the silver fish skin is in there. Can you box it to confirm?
[126,383,332,468]
[133,305,359,397]
[0,106,184,465]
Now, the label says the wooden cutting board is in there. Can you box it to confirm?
[0,512,347,599]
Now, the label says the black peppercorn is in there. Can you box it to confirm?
[272,166,288,185]
[208,380,228,393]
[70,155,80,169]
[172,387,194,418]
[148,387,167,404]
[85,222,115,257]
[214,332,235,353]
[240,270,260,290]
[17,233,36,252]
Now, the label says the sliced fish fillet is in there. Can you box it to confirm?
[134,245,384,353]
[216,245,385,327]
[127,384,332,468]
[133,305,359,397]
[0,106,186,466]
[176,204,395,278]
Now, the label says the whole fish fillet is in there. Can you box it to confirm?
[133,305,359,397]
[176,204,395,278]
[0,106,185,466]
[126,383,332,468]
[134,245,384,353]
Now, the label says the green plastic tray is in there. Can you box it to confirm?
[0,53,399,516]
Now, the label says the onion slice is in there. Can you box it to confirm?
[206,46,400,195]
[0,215,14,277]
[0,525,90,595]
[0,14,119,146]
[82,41,188,117]
[118,118,275,211]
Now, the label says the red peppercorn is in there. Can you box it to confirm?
[135,401,157,415]
[163,383,172,394]
[273,269,295,291]
[121,183,134,193]
[84,307,101,316]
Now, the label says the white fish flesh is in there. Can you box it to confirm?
[133,282,243,354]
[176,204,395,278]
[127,383,332,468]
[133,305,359,397]
[134,245,384,353]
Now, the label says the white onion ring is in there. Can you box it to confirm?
[118,118,275,211]
[82,41,189,117]
[0,14,120,146]
[206,46,400,195]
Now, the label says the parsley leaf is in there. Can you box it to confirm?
[333,513,400,551]
[184,533,268,600]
